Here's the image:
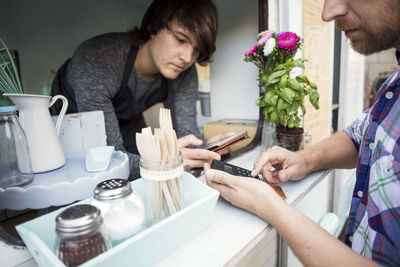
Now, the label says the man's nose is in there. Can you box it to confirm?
[322,0,348,22]
[180,45,195,63]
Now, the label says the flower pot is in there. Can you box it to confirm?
[245,30,320,153]
[275,124,304,151]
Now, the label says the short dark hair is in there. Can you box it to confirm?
[128,0,218,65]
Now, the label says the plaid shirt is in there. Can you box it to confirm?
[344,64,400,266]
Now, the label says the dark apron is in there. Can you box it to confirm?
[50,59,77,114]
[51,46,168,154]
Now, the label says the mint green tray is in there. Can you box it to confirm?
[16,172,219,267]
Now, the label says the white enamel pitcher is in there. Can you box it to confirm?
[4,93,68,173]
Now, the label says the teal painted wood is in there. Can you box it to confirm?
[16,172,219,267]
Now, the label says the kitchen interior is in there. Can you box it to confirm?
[0,0,398,266]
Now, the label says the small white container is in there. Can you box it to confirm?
[86,146,115,172]
[90,179,145,245]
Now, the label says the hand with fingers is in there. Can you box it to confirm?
[178,134,221,169]
[204,163,283,217]
[205,131,237,155]
[251,146,310,184]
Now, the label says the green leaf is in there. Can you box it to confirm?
[268,77,280,86]
[270,111,278,122]
[276,98,284,113]
[267,70,286,85]
[273,63,286,71]
[266,105,275,113]
[296,74,309,84]
[280,88,296,104]
[282,101,290,111]
[255,97,263,106]
[263,109,269,121]
[301,103,306,115]
[309,89,320,109]
[309,82,317,90]
[264,91,274,105]
[287,78,302,91]
[260,73,268,84]
[270,95,279,106]
[289,101,300,113]
[280,112,288,127]
[279,74,288,88]
[292,59,305,69]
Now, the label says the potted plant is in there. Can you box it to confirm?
[244,30,319,151]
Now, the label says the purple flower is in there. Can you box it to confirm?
[244,45,258,57]
[277,32,299,51]
[257,30,274,46]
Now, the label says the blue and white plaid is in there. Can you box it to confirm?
[344,66,400,266]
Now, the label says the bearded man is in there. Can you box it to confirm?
[204,0,400,266]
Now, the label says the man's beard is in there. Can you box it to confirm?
[336,17,400,55]
[349,28,400,55]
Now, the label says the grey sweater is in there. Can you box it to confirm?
[65,33,202,179]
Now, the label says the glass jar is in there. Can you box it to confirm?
[139,154,184,226]
[261,120,276,151]
[55,204,111,267]
[90,178,145,245]
[0,106,33,189]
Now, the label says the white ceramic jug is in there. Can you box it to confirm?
[4,93,68,173]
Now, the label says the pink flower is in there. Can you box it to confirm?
[277,32,299,51]
[244,45,258,57]
[257,30,274,46]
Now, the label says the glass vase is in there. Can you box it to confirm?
[261,120,276,151]
[0,106,34,189]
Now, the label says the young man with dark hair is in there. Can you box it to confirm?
[52,0,225,179]
[205,0,400,266]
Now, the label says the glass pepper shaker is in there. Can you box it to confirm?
[90,178,145,245]
[0,106,33,189]
[55,204,111,267]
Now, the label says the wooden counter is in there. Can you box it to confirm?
[2,147,330,267]
[156,147,330,267]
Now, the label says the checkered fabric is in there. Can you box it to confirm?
[344,65,400,266]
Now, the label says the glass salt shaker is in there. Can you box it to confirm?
[139,154,184,226]
[0,106,33,189]
[90,178,145,245]
[55,204,111,267]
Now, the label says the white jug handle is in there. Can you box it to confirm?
[49,95,69,135]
